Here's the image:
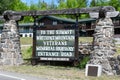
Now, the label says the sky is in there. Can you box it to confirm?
[88,0,92,6]
[21,0,92,6]
[21,0,58,5]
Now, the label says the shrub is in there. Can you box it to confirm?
[78,56,90,69]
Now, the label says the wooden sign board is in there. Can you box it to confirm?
[85,64,102,77]
[33,26,78,62]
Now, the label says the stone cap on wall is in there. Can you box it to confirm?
[89,11,119,18]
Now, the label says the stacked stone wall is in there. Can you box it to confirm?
[0,20,23,65]
[89,18,117,75]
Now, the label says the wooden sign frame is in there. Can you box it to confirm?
[31,24,79,65]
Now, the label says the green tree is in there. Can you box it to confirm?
[35,0,48,10]
[37,0,42,10]
[48,0,57,10]
[0,0,29,22]
[0,0,28,13]
[109,0,120,11]
[57,0,65,3]
[58,0,87,19]
[10,0,28,11]
[58,0,87,9]
[76,0,87,8]
[0,0,12,15]
[57,0,66,9]
[29,2,38,10]
[90,0,120,11]
[90,0,109,7]
[40,0,48,10]
[66,0,77,8]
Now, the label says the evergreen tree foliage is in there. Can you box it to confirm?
[90,0,109,7]
[109,0,120,11]
[0,0,12,15]
[10,0,28,11]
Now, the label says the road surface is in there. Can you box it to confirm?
[0,71,48,80]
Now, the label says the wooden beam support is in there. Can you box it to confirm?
[0,6,116,21]
[20,6,116,16]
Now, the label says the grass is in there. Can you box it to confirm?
[79,37,93,43]
[0,65,120,80]
[115,44,120,56]
[117,47,120,53]
[21,46,32,59]
[20,37,32,45]
[20,37,32,59]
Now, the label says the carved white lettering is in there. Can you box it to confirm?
[43,41,67,46]
[36,46,74,51]
[61,52,73,57]
[37,36,74,40]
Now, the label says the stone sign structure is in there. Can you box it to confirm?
[89,8,118,75]
[0,6,118,67]
[0,20,23,65]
